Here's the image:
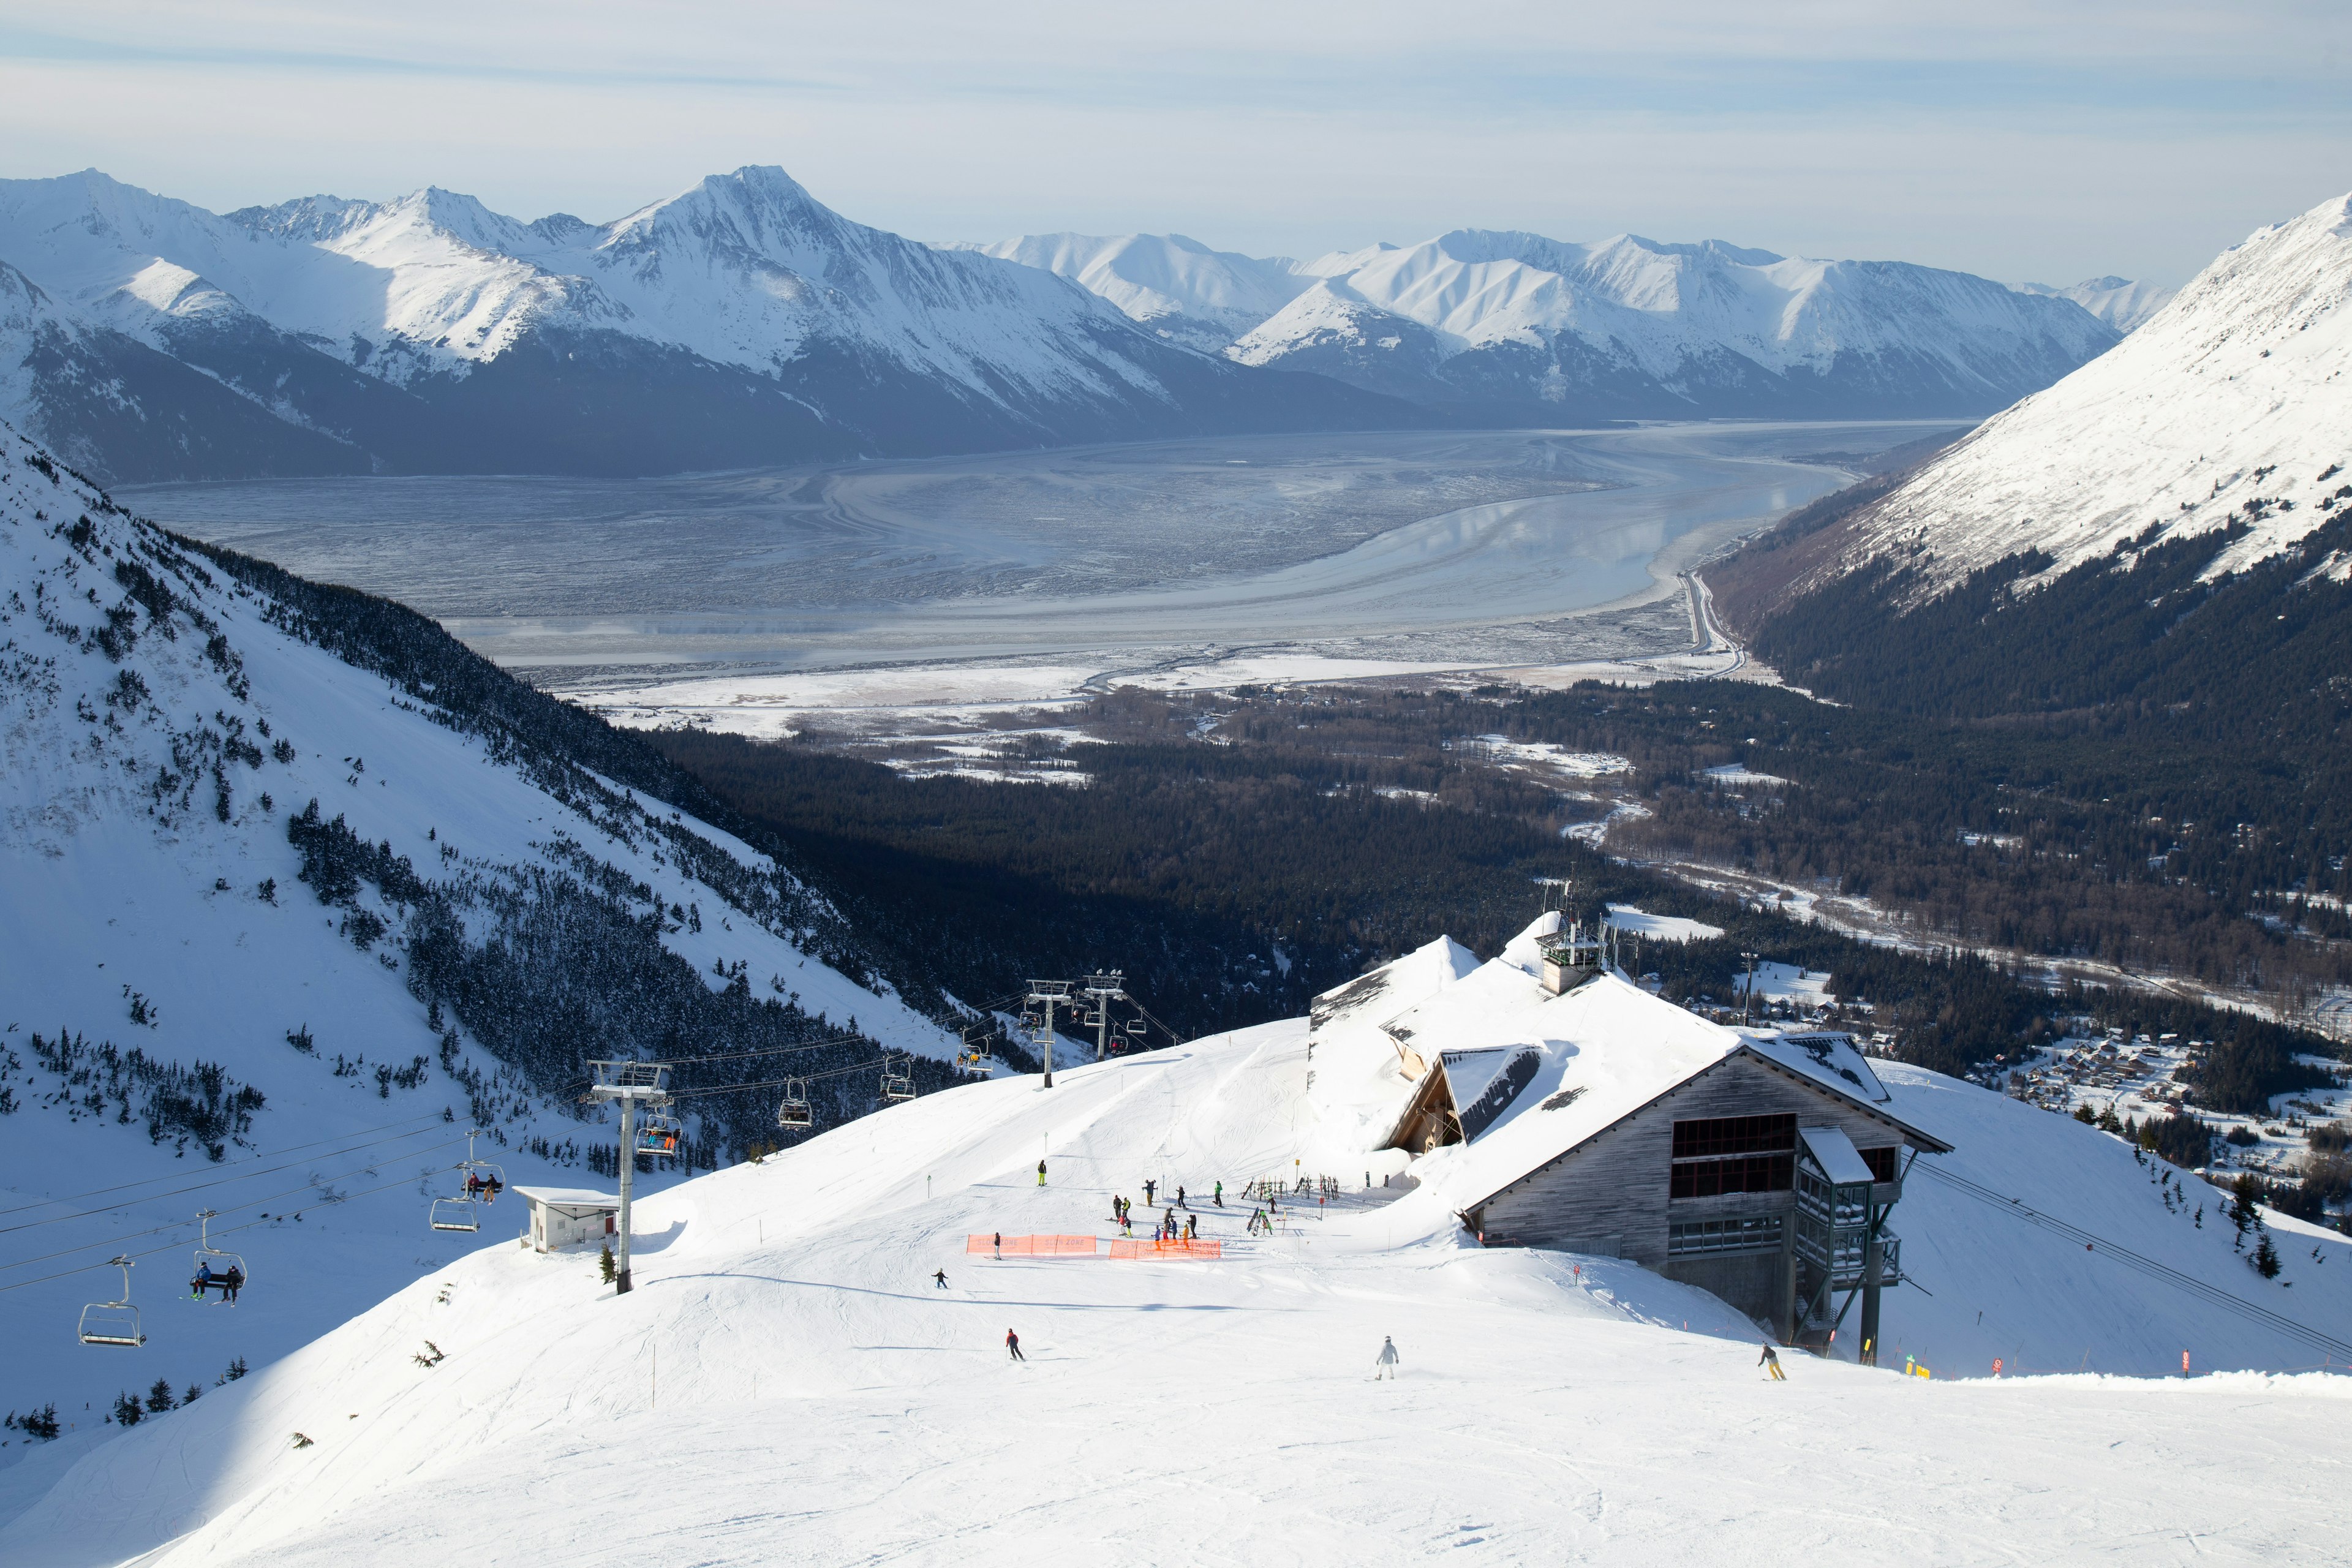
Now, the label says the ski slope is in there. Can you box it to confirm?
[4,960,2348,1564]
[0,419,956,1434]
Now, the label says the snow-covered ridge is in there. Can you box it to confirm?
[2016,274,2177,334]
[0,417,954,1426]
[0,166,1142,393]
[1803,189,2352,600]
[0,168,1404,481]
[951,232,1319,353]
[979,224,2126,419]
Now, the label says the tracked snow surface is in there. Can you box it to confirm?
[1806,189,2352,600]
[3,913,2347,1564]
[0,421,955,1439]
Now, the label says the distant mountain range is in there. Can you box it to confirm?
[970,230,2138,425]
[1,164,2154,482]
[0,168,1404,483]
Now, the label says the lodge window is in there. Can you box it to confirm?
[1671,1114,1797,1159]
[1670,1152,1794,1198]
[1860,1146,1899,1183]
[1668,1215,1785,1256]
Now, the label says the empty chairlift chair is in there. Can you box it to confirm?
[78,1257,145,1348]
[776,1078,813,1129]
[880,1057,916,1102]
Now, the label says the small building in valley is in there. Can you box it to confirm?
[1306,914,1952,1348]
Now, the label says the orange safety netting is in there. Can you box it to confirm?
[1107,1238,1222,1260]
[965,1234,1099,1256]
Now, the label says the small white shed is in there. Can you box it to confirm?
[516,1186,620,1254]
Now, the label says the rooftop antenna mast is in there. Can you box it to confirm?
[586,1059,673,1294]
[1081,971,1127,1062]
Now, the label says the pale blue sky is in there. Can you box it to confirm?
[4,1,2347,286]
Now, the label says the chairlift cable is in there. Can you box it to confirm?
[0,1159,475,1297]
[0,1110,449,1221]
[0,1134,470,1276]
[1911,1161,2352,1361]
[0,1120,462,1237]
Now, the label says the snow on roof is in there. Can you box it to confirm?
[1348,916,1942,1215]
[1305,934,1481,1154]
[1743,1029,1888,1104]
[514,1186,621,1211]
[1798,1125,1876,1186]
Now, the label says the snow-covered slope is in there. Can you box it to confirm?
[954,233,1318,353]
[1796,190,2352,601]
[2,938,2344,1566]
[1222,229,2119,421]
[0,170,1401,481]
[0,420,957,1429]
[2018,274,2176,333]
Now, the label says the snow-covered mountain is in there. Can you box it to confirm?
[0,170,1403,482]
[980,226,2121,422]
[0,418,962,1426]
[2,915,2342,1564]
[2017,274,2176,333]
[952,233,1319,353]
[1781,190,2352,603]
[1231,230,2120,421]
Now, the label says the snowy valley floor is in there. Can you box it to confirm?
[4,1021,2349,1567]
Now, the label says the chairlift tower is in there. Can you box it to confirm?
[1025,979,1073,1088]
[586,1060,673,1294]
[1081,971,1127,1061]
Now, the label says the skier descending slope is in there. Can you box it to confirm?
[1375,1336,1400,1380]
[1006,1330,1025,1363]
[1760,1344,1785,1382]
[933,1270,948,1290]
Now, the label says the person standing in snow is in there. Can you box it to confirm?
[1760,1343,1785,1381]
[1176,1185,1186,1210]
[1213,1181,1223,1207]
[1144,1179,1156,1205]
[1037,1159,1047,1187]
[1006,1329,1024,1362]
[1374,1336,1400,1379]
[992,1232,1002,1260]
[934,1268,949,1289]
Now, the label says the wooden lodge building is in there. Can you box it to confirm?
[1307,916,1952,1349]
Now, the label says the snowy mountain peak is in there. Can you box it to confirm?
[2016,274,2178,333]
[1797,187,2352,602]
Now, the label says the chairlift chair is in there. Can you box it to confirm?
[430,1131,506,1231]
[78,1257,145,1348]
[189,1210,249,1302]
[634,1110,684,1158]
[880,1057,916,1102]
[776,1078,813,1129]
[1125,1019,1147,1039]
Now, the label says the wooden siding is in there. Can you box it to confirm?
[1468,1050,1918,1273]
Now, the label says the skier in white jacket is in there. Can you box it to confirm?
[1374,1336,1400,1379]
